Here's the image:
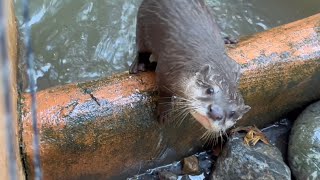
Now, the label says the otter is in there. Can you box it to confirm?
[129,0,250,133]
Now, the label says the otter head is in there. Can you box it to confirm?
[184,65,250,133]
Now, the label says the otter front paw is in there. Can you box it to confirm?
[129,55,144,74]
[223,36,238,45]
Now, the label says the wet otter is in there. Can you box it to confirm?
[130,0,250,133]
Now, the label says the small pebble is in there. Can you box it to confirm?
[182,155,200,175]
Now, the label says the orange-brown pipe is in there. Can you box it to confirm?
[21,14,320,179]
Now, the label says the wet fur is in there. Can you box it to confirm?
[130,0,250,138]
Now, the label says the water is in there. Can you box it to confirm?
[14,0,320,91]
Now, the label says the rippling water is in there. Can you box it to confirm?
[14,0,320,91]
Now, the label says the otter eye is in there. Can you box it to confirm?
[206,88,215,95]
[229,111,236,118]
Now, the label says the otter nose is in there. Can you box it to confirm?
[208,105,224,121]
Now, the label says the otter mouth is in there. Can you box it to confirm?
[190,111,230,132]
[190,111,212,130]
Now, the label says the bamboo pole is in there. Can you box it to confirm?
[0,0,26,179]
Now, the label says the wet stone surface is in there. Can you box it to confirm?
[158,171,178,180]
[211,133,291,180]
[128,152,214,180]
[128,119,295,180]
[261,118,293,159]
[288,101,320,180]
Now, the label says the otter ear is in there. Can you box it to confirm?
[241,105,251,114]
[196,65,212,79]
[200,64,212,75]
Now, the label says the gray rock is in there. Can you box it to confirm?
[158,171,178,180]
[288,101,320,180]
[262,118,292,159]
[211,133,291,180]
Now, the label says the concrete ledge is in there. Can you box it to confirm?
[21,14,320,179]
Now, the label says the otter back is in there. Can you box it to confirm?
[129,0,250,133]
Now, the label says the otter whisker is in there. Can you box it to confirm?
[160,103,194,126]
[161,85,181,96]
[161,85,187,97]
[170,107,190,118]
[219,131,224,149]
[158,102,192,107]
[169,97,195,104]
[175,96,197,102]
[201,130,221,147]
[223,130,229,140]
[206,132,214,146]
[175,109,191,127]
[212,132,218,146]
[201,132,208,143]
[171,107,193,124]
[159,96,202,119]
[162,104,190,115]
[213,132,218,145]
[159,96,195,105]
[200,131,210,144]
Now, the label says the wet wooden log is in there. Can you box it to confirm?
[0,0,25,179]
[21,14,320,179]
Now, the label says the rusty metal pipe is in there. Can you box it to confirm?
[21,14,320,179]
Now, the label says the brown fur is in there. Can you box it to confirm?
[130,0,250,132]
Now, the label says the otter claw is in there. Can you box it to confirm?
[129,55,139,74]
[138,63,146,72]
[223,37,238,45]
